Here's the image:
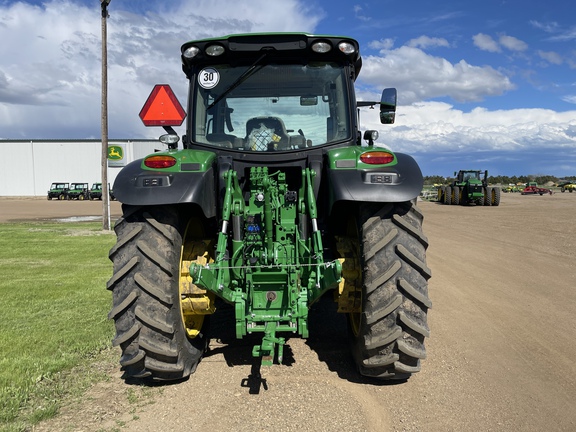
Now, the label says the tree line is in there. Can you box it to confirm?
[423,174,576,186]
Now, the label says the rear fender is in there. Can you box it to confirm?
[112,158,217,219]
[327,151,423,211]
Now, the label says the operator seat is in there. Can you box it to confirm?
[245,116,290,151]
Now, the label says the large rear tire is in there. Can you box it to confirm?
[350,202,432,380]
[107,205,210,381]
[492,188,501,206]
[437,187,443,202]
[443,186,452,205]
[483,187,492,206]
[452,186,460,205]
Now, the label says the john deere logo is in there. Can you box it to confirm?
[108,146,123,160]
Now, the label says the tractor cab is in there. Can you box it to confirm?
[456,170,486,185]
[175,34,395,153]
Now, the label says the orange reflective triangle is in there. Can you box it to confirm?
[139,84,186,126]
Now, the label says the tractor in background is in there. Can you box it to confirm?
[438,170,500,206]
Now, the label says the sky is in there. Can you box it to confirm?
[0,0,575,177]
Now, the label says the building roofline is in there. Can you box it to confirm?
[0,138,158,143]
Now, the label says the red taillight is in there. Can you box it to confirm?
[144,155,177,169]
[359,151,395,165]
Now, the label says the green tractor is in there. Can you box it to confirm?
[47,182,69,200]
[108,33,431,382]
[438,170,500,206]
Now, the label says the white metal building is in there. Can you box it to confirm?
[0,139,161,196]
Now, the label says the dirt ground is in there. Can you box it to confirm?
[4,192,576,432]
[0,196,123,223]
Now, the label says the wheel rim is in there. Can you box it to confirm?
[348,262,362,337]
[179,219,214,339]
[338,218,363,337]
[349,305,362,337]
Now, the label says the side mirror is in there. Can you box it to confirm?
[380,88,397,124]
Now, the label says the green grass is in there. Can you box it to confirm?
[0,222,116,431]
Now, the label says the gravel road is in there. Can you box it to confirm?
[10,192,576,432]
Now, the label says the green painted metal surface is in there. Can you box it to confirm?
[190,166,342,365]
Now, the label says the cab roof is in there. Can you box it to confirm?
[180,33,363,78]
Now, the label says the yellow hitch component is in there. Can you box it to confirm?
[335,237,362,314]
[179,241,215,338]
[181,260,214,314]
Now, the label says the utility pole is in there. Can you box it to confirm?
[101,0,111,230]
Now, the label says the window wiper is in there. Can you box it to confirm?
[207,52,269,110]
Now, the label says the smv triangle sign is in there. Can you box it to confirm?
[139,84,186,127]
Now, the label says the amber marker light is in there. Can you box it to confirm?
[144,155,177,168]
[359,151,395,165]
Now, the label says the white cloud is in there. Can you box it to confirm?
[498,34,528,52]
[359,46,514,103]
[407,36,450,49]
[357,101,576,156]
[368,38,395,51]
[0,1,574,177]
[172,0,324,34]
[473,33,528,53]
[548,26,576,42]
[473,33,501,52]
[530,20,560,33]
[531,20,576,42]
[538,50,563,65]
[353,4,371,22]
[0,0,324,138]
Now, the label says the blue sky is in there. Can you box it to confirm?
[0,0,575,177]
